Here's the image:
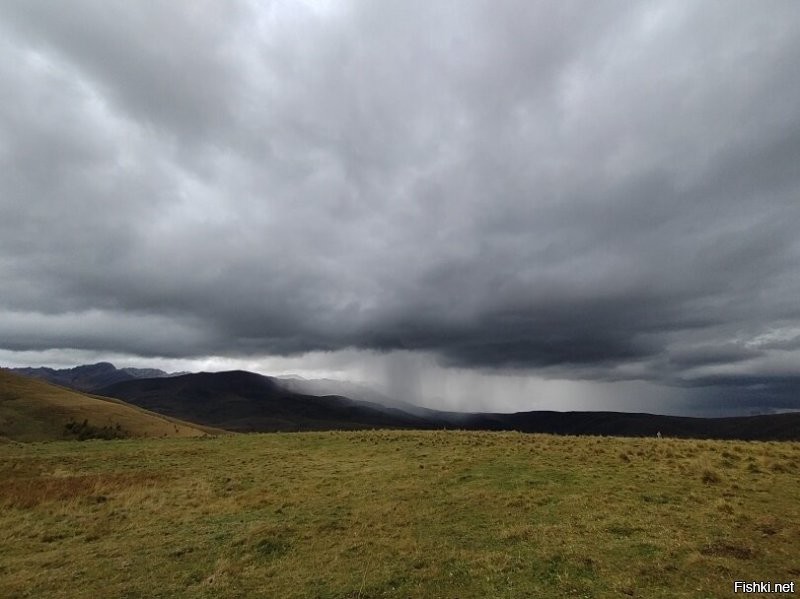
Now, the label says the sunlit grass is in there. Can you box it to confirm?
[1,431,798,598]
[0,370,209,442]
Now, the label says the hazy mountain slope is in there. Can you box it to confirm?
[0,370,210,442]
[277,376,800,440]
[97,371,438,432]
[277,376,442,417]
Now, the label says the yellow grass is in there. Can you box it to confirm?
[1,430,798,598]
[0,370,210,441]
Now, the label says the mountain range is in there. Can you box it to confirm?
[8,362,181,392]
[5,363,800,441]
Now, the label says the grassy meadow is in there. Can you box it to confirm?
[1,431,798,598]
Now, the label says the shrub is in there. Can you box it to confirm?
[63,419,127,441]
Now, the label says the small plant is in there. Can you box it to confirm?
[254,537,289,559]
[63,419,127,441]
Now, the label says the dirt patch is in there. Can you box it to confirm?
[700,541,756,560]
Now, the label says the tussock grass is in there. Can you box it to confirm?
[1,431,798,598]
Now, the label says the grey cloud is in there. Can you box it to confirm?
[0,0,245,141]
[666,344,763,369]
[1,1,800,413]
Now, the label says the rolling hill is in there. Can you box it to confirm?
[96,370,437,432]
[453,409,800,441]
[0,369,211,442]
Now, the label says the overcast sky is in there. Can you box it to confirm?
[2,1,799,416]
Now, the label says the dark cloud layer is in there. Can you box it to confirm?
[2,1,800,412]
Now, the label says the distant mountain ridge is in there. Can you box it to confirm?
[6,364,800,441]
[8,362,178,392]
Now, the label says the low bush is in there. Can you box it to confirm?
[63,419,127,441]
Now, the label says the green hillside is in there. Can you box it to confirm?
[2,430,798,598]
[0,369,211,441]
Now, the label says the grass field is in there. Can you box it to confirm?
[1,431,798,598]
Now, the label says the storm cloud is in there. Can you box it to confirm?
[1,1,799,414]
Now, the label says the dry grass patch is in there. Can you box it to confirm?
[0,471,164,509]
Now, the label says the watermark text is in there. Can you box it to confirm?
[734,581,795,594]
